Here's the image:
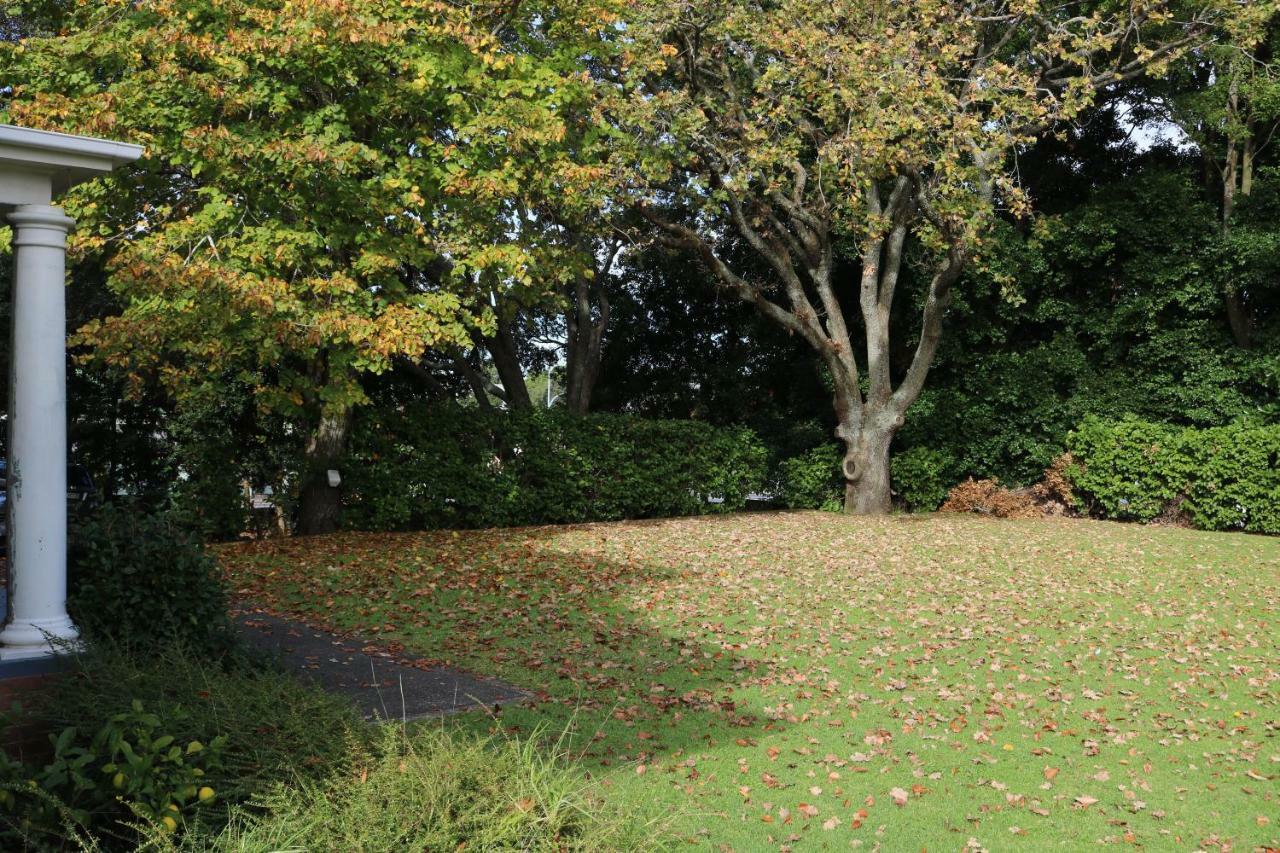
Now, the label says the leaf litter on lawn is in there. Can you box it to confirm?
[218,512,1280,851]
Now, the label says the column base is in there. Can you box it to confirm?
[0,615,80,660]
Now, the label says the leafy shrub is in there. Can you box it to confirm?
[939,478,1041,519]
[344,406,768,530]
[890,447,955,511]
[1,643,370,849]
[1065,417,1191,521]
[775,444,843,512]
[68,504,235,655]
[42,644,369,811]
[1180,424,1280,533]
[175,727,664,852]
[1,700,226,847]
[1067,416,1280,533]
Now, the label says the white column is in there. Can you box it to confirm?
[0,203,76,659]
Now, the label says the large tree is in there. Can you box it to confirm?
[3,0,608,532]
[612,0,1236,513]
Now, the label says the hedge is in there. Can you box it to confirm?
[342,406,768,530]
[1066,416,1280,534]
[774,444,843,512]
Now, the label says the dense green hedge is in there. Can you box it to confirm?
[774,444,843,512]
[1067,416,1280,534]
[343,406,768,530]
[69,504,235,655]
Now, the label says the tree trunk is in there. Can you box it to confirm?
[485,319,532,410]
[1220,83,1254,349]
[295,405,352,536]
[839,425,890,512]
[563,276,609,415]
[834,402,896,514]
[1225,291,1253,349]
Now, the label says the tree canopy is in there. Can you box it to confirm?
[0,0,1276,528]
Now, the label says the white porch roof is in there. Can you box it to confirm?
[0,124,144,207]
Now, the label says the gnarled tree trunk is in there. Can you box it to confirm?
[839,416,899,515]
[648,166,983,515]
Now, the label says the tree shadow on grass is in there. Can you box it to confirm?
[219,524,786,789]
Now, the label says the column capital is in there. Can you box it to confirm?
[8,204,75,248]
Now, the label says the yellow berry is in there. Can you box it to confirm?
[198,786,215,802]
[161,816,177,832]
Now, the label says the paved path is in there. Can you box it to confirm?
[233,607,529,721]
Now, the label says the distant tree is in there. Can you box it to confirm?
[408,225,621,416]
[1156,8,1280,347]
[611,0,1237,514]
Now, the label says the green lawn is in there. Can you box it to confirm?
[219,512,1280,851]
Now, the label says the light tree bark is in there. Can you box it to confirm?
[646,165,986,514]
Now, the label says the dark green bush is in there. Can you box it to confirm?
[68,504,235,655]
[1067,416,1280,533]
[775,444,843,512]
[343,406,768,530]
[890,446,955,511]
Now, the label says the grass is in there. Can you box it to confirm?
[170,726,663,852]
[5,643,642,851]
[219,512,1280,851]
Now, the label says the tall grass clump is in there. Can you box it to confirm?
[162,725,667,852]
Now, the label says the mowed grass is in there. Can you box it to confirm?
[218,512,1280,851]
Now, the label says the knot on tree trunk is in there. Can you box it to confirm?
[843,452,862,483]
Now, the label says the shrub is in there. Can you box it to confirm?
[68,504,235,655]
[0,701,226,846]
[344,406,768,530]
[939,478,1040,519]
[1067,416,1280,533]
[890,447,955,511]
[1180,424,1280,533]
[2,643,369,849]
[42,644,369,811]
[1030,452,1077,513]
[1064,417,1191,521]
[175,727,664,852]
[775,444,843,512]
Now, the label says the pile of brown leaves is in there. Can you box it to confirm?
[939,478,1040,518]
[941,454,1077,519]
